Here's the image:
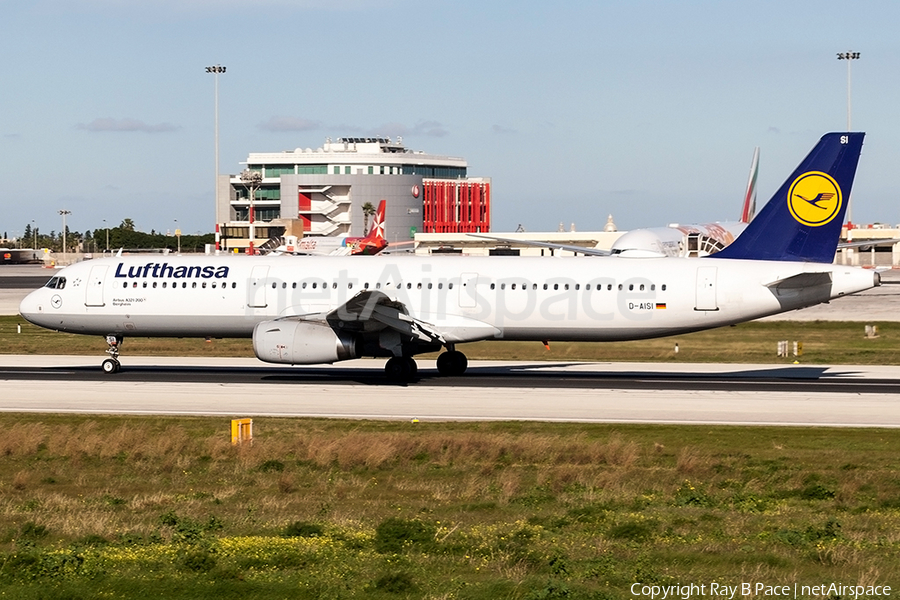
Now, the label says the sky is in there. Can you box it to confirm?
[2,0,899,238]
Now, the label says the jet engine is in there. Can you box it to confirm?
[253,320,359,365]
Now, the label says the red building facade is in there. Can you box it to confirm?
[422,179,491,233]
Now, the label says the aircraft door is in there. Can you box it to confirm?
[458,272,479,308]
[248,266,269,308]
[85,265,108,307]
[694,266,718,311]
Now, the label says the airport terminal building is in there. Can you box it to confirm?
[216,137,491,251]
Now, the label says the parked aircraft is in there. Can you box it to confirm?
[473,147,760,257]
[269,199,387,256]
[20,133,876,381]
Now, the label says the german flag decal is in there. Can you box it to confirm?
[656,303,667,310]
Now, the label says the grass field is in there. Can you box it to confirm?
[1,315,897,365]
[0,416,898,599]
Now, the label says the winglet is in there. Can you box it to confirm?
[710,133,864,263]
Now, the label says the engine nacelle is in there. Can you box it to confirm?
[253,320,359,365]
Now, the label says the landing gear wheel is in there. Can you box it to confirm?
[103,334,123,374]
[385,356,417,381]
[405,357,418,379]
[436,350,467,376]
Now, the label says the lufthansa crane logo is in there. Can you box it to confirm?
[787,171,842,227]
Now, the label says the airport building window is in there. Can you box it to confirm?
[263,165,295,177]
[344,166,351,174]
[297,165,327,175]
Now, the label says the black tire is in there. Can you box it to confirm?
[102,359,119,374]
[385,356,411,381]
[437,351,467,376]
[405,357,418,379]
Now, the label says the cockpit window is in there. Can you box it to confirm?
[44,277,66,290]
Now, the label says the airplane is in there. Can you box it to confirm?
[19,132,877,381]
[268,199,387,256]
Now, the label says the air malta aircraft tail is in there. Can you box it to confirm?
[353,199,387,255]
[712,132,863,263]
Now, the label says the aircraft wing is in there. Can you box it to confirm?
[837,238,900,250]
[466,234,610,256]
[278,289,499,346]
[322,290,444,343]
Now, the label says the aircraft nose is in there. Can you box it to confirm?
[19,288,46,324]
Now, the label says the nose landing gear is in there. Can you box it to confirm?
[102,334,123,374]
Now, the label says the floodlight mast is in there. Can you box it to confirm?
[837,51,860,224]
[205,64,226,250]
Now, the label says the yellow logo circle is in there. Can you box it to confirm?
[787,171,842,227]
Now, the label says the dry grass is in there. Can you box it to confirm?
[1,415,899,597]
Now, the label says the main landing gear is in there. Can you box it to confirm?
[383,347,468,382]
[436,349,467,377]
[102,334,123,374]
[385,356,418,381]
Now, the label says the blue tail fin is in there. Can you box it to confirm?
[710,132,864,263]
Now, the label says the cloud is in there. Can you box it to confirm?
[369,120,448,138]
[258,118,449,139]
[257,116,323,132]
[77,118,181,133]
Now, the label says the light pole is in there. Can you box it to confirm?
[240,170,262,255]
[103,219,109,252]
[58,209,71,264]
[837,51,860,130]
[31,220,36,250]
[174,219,181,254]
[837,51,860,225]
[206,64,226,241]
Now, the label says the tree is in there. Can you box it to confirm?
[120,218,136,231]
[361,202,376,234]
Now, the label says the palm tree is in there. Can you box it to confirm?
[361,202,376,234]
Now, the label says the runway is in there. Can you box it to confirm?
[4,265,900,427]
[2,356,899,427]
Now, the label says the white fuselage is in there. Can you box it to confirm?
[19,254,876,344]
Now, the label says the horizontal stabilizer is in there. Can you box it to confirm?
[765,272,833,289]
